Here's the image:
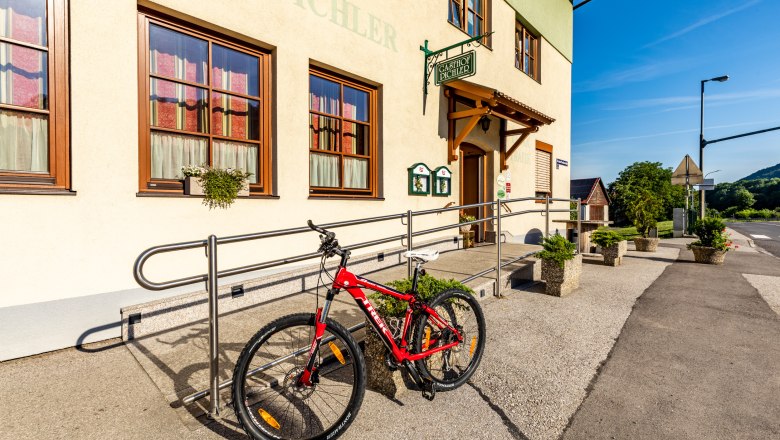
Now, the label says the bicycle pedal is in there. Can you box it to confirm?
[421,380,436,401]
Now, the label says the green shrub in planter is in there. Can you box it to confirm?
[591,229,623,248]
[688,217,731,251]
[536,234,576,268]
[369,274,473,318]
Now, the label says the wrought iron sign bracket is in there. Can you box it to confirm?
[420,32,493,112]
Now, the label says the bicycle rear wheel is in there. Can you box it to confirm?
[413,289,486,391]
[232,313,365,440]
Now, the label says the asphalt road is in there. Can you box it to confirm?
[564,244,780,439]
[727,221,780,257]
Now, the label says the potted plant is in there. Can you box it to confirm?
[182,165,251,209]
[536,234,582,296]
[688,217,734,264]
[181,165,207,196]
[366,275,473,398]
[458,211,476,233]
[627,189,663,252]
[591,229,627,267]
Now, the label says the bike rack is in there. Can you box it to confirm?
[133,196,581,416]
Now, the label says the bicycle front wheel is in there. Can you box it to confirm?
[413,289,486,391]
[232,313,365,440]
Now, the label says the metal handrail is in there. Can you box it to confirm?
[133,196,582,416]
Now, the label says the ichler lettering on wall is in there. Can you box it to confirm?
[294,0,398,51]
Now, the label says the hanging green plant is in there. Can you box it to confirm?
[182,165,251,210]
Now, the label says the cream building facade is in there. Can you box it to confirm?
[0,0,573,360]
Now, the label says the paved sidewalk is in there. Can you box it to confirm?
[0,245,678,440]
[563,244,780,439]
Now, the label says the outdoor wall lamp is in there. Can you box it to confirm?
[479,115,491,132]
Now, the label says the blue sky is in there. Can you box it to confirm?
[572,0,780,184]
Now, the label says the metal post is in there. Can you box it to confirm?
[699,80,706,221]
[207,235,220,417]
[576,198,582,253]
[406,210,413,278]
[495,200,502,297]
[545,196,550,237]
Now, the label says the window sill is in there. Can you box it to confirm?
[136,192,280,199]
[0,188,76,196]
[308,195,385,201]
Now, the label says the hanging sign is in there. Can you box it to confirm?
[434,51,476,85]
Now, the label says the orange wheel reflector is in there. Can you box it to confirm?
[469,336,477,357]
[423,327,431,350]
[258,409,280,430]
[329,341,346,365]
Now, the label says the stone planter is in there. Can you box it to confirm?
[184,176,204,196]
[364,318,412,398]
[634,237,660,252]
[690,245,727,265]
[540,254,582,297]
[601,240,628,266]
[183,176,249,197]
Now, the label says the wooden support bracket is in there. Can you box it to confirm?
[499,126,538,170]
[448,100,483,162]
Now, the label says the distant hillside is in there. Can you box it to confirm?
[741,163,780,181]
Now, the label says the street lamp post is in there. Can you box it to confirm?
[699,75,729,220]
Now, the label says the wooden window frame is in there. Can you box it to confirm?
[308,67,378,198]
[534,140,552,202]
[137,11,273,195]
[0,0,70,194]
[448,0,492,47]
[515,21,540,82]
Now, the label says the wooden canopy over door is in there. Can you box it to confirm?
[445,80,555,169]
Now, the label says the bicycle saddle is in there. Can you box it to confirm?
[402,249,439,262]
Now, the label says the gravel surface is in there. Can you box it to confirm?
[0,246,677,440]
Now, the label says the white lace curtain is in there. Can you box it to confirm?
[213,139,258,183]
[151,132,207,179]
[0,110,47,172]
[310,153,367,189]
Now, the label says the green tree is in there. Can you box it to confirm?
[625,188,664,237]
[607,161,685,226]
[733,187,755,210]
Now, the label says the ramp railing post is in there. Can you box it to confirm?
[406,210,413,278]
[207,234,220,417]
[545,196,550,237]
[576,198,582,253]
[495,200,502,297]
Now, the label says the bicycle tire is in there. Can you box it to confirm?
[232,313,366,440]
[412,289,486,391]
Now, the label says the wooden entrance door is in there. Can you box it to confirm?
[460,144,487,241]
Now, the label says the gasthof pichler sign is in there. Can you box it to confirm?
[435,51,476,85]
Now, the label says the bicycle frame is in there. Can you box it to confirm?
[299,262,462,386]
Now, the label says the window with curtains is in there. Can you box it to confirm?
[137,13,272,194]
[0,0,69,192]
[515,21,539,81]
[535,141,552,199]
[309,68,377,197]
[448,0,491,45]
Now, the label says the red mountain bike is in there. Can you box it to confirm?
[232,221,486,440]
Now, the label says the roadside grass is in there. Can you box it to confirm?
[609,220,674,240]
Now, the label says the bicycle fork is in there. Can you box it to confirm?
[298,289,336,386]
